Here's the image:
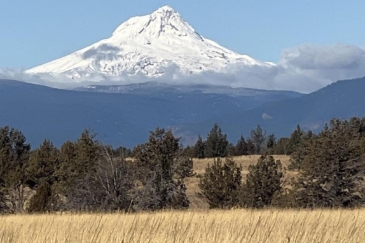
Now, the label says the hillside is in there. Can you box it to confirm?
[0,79,299,147]
[177,76,365,141]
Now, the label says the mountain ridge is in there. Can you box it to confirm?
[175,76,365,142]
[0,79,298,147]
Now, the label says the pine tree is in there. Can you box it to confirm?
[246,139,256,155]
[272,138,290,155]
[235,135,248,156]
[286,125,305,153]
[27,140,59,186]
[194,135,205,158]
[205,124,228,158]
[265,134,276,154]
[199,158,242,208]
[240,155,283,208]
[0,126,31,213]
[74,129,99,175]
[250,125,266,154]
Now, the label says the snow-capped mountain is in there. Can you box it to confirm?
[26,5,272,80]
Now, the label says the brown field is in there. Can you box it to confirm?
[187,155,292,208]
[1,156,362,243]
[1,209,364,243]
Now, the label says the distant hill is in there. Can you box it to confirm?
[176,77,365,142]
[0,79,300,147]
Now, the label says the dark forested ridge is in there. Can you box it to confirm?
[0,79,301,147]
[178,76,365,141]
[1,77,365,148]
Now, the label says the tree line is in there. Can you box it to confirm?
[1,117,365,213]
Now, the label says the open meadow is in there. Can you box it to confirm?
[3,155,357,243]
[1,209,364,243]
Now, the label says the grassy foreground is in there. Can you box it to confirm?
[1,209,364,243]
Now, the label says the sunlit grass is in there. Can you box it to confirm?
[1,209,364,243]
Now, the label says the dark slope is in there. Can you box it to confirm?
[177,77,365,142]
[0,79,301,147]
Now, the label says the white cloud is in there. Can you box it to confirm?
[1,43,365,93]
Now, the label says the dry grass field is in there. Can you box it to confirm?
[1,209,364,243]
[1,156,363,243]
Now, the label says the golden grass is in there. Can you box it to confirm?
[193,155,290,175]
[1,209,364,243]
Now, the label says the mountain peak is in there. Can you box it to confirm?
[27,6,269,80]
[154,5,176,14]
[112,5,188,39]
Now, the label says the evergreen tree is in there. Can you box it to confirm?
[250,125,266,154]
[205,124,228,158]
[74,129,99,175]
[28,182,52,213]
[194,136,205,158]
[272,138,290,155]
[27,140,59,211]
[265,134,276,154]
[227,143,236,156]
[293,118,365,208]
[27,140,59,186]
[54,130,99,210]
[246,139,256,155]
[0,126,31,213]
[181,145,195,158]
[135,128,189,210]
[175,156,195,178]
[240,155,283,208]
[286,125,304,153]
[288,130,313,170]
[235,135,248,156]
[199,158,242,208]
[54,140,76,195]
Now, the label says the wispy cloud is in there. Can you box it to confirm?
[1,44,365,93]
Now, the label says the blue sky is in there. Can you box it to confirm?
[1,0,364,69]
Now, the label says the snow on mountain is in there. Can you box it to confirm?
[26,5,272,80]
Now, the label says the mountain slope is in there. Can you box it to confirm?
[26,6,271,80]
[74,82,301,99]
[0,79,298,147]
[176,76,365,141]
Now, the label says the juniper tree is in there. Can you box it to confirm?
[293,118,365,208]
[286,125,304,155]
[205,124,228,158]
[135,128,190,210]
[240,155,283,208]
[28,182,52,213]
[246,139,256,155]
[54,130,99,210]
[250,125,266,154]
[0,126,31,213]
[265,134,276,154]
[194,135,205,158]
[199,157,242,208]
[27,140,59,186]
[235,135,248,156]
